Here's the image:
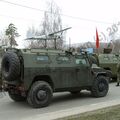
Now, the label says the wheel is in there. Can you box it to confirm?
[27,81,53,108]
[8,90,26,102]
[2,52,20,81]
[91,76,109,97]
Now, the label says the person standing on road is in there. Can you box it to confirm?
[116,62,120,86]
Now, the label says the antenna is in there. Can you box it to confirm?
[26,27,72,49]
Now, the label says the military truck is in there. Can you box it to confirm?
[1,48,110,108]
[97,48,120,79]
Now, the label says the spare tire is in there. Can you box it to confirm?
[2,51,20,81]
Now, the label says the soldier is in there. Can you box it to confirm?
[116,62,120,86]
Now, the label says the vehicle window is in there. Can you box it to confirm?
[36,55,49,61]
[75,58,87,65]
[103,57,109,60]
[57,56,70,63]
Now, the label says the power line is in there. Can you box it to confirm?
[0,14,43,23]
[0,0,113,25]
[0,0,46,12]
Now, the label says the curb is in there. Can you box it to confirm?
[21,99,120,120]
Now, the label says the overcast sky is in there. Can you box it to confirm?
[0,0,120,48]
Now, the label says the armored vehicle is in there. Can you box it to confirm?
[98,54,119,78]
[1,48,110,108]
[97,48,120,79]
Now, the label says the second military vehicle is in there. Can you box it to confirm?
[97,48,120,79]
[1,48,110,108]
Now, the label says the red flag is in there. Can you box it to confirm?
[96,28,100,48]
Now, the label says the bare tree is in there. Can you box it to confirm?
[41,1,62,34]
[0,31,9,47]
[111,39,120,53]
[26,1,64,49]
[26,26,45,48]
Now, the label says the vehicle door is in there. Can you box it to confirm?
[53,54,77,89]
[75,55,92,86]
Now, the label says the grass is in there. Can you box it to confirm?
[57,105,120,120]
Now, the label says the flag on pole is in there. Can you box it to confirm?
[96,28,100,48]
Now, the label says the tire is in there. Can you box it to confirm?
[8,90,26,102]
[27,81,53,108]
[91,76,109,97]
[2,52,20,81]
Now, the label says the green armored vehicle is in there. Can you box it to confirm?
[98,48,120,79]
[1,48,110,108]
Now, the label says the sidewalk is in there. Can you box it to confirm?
[21,99,120,120]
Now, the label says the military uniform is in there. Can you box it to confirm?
[116,62,120,86]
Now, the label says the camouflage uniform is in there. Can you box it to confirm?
[116,62,120,86]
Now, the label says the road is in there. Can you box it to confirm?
[0,82,120,120]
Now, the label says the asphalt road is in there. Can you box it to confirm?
[0,82,120,120]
